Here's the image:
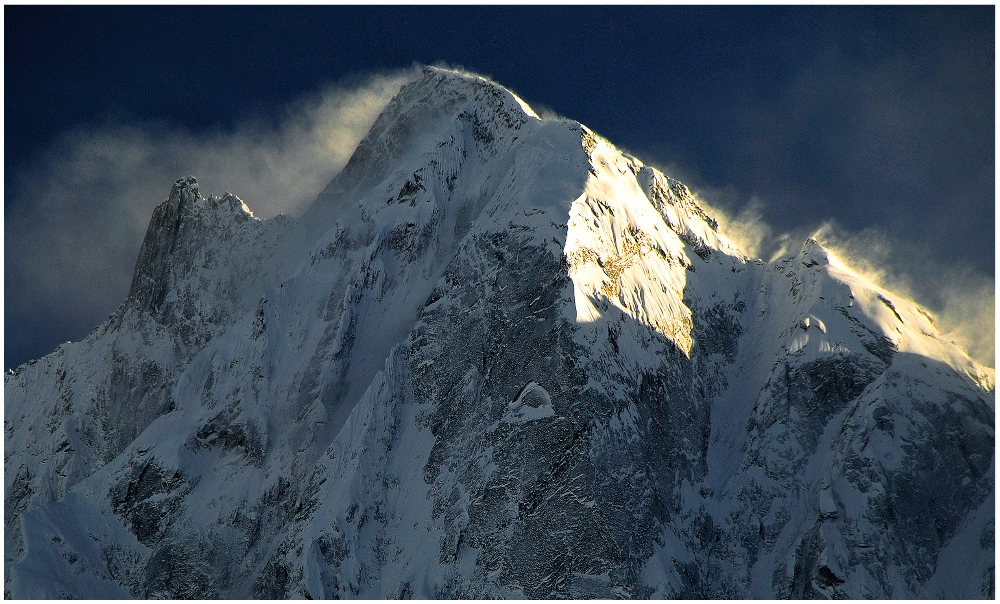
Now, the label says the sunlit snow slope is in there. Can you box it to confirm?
[6,67,994,599]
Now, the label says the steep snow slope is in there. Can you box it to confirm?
[6,67,994,599]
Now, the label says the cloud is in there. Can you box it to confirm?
[724,34,993,277]
[640,13,994,370]
[6,68,420,369]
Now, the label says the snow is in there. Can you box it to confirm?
[5,66,993,600]
[504,381,556,423]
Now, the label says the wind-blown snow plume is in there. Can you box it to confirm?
[811,223,996,368]
[5,68,419,369]
[681,181,995,369]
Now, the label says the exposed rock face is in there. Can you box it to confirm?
[5,67,994,599]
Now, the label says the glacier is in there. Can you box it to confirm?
[5,67,994,599]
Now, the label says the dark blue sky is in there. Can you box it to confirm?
[5,5,995,369]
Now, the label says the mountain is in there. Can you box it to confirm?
[5,67,994,599]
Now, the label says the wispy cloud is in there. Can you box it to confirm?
[642,13,994,370]
[6,68,419,368]
[724,33,993,276]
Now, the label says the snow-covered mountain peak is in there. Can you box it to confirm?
[167,175,199,206]
[798,236,834,267]
[303,67,539,233]
[5,69,994,600]
[767,236,994,390]
[162,176,256,223]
